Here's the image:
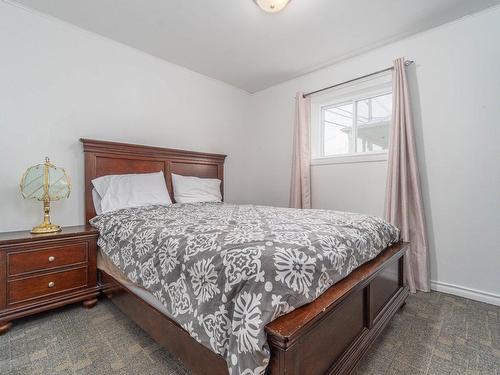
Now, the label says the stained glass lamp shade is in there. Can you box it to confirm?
[20,157,71,234]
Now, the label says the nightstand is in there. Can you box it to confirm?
[0,225,100,335]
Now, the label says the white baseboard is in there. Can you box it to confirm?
[430,280,500,307]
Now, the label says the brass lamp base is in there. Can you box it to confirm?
[31,222,61,234]
[30,197,61,234]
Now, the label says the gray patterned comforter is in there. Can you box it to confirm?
[90,203,399,375]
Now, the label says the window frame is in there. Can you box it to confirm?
[311,72,393,165]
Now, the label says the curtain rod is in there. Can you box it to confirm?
[303,60,414,98]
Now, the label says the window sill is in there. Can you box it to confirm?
[311,152,388,165]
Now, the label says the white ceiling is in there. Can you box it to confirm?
[11,0,500,93]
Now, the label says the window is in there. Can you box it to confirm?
[311,73,392,164]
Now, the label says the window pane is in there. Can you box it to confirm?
[356,93,391,152]
[322,103,353,156]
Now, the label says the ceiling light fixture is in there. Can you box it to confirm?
[254,0,291,13]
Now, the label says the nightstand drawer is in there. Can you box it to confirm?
[8,267,88,305]
[8,243,87,276]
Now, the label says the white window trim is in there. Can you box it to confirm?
[311,152,388,166]
[311,72,392,165]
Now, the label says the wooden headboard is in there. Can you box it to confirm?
[80,138,226,222]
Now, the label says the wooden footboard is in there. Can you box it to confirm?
[98,242,408,375]
[265,242,409,375]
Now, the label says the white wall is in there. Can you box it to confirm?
[312,162,387,216]
[250,7,500,304]
[1,2,499,305]
[0,2,255,232]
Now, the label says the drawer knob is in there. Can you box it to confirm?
[48,281,55,288]
[48,256,55,262]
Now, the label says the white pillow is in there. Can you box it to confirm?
[92,171,172,213]
[91,188,103,215]
[172,173,222,203]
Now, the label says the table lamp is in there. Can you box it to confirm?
[20,157,71,234]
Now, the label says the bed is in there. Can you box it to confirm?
[81,138,409,375]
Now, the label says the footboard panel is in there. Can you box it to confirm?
[298,288,367,375]
[369,257,403,326]
[266,242,409,375]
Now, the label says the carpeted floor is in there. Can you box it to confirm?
[0,291,498,375]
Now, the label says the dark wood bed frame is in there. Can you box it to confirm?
[81,138,409,375]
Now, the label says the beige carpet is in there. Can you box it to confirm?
[1,291,498,375]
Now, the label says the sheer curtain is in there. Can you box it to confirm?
[289,92,311,209]
[385,57,430,292]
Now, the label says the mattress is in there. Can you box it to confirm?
[97,250,173,319]
[91,202,400,375]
